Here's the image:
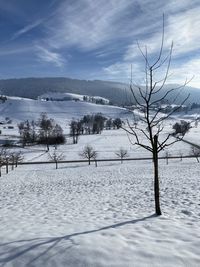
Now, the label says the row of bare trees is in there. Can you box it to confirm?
[47,146,129,169]
[0,149,23,176]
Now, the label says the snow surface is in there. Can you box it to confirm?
[0,97,200,266]
[38,92,110,104]
[0,98,130,124]
[0,159,200,267]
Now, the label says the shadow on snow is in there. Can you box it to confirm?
[0,214,156,266]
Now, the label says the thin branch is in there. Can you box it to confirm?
[130,84,146,108]
[151,41,173,94]
[158,135,184,152]
[151,93,190,127]
[121,122,153,152]
[137,41,150,69]
[151,13,165,68]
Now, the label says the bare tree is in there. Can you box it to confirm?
[115,148,129,163]
[38,113,54,151]
[69,120,82,144]
[0,149,7,177]
[191,146,200,163]
[38,113,65,150]
[165,151,170,165]
[10,151,24,168]
[113,118,122,129]
[48,150,65,169]
[80,145,98,165]
[122,16,190,215]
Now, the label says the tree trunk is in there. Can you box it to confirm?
[56,161,58,169]
[153,135,162,215]
[6,160,8,174]
[88,158,91,165]
[12,158,14,170]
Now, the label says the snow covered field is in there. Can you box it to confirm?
[0,159,200,267]
[0,98,200,266]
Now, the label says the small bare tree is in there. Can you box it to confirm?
[48,150,65,169]
[115,148,129,163]
[80,145,98,165]
[191,146,200,163]
[122,16,190,215]
[11,151,24,168]
[0,149,7,177]
[165,151,170,165]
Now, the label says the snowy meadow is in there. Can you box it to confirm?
[0,98,200,266]
[0,158,200,267]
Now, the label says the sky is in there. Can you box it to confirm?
[0,0,200,87]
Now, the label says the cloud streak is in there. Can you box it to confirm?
[36,46,65,67]
[11,19,44,40]
[1,0,200,86]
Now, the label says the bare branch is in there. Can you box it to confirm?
[151,13,165,68]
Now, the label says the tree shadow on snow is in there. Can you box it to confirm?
[0,214,156,266]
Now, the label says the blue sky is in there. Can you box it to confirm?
[0,0,200,87]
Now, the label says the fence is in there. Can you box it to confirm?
[14,154,198,166]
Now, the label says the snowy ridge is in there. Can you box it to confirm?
[0,97,130,123]
[38,92,110,104]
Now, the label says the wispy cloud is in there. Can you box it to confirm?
[11,19,44,40]
[35,46,65,67]
[101,0,200,87]
[124,5,200,61]
[1,0,200,85]
[44,0,135,50]
[0,46,31,56]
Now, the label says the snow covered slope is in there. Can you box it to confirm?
[38,92,110,104]
[0,97,130,123]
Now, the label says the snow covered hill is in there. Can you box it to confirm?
[0,97,130,124]
[1,77,200,105]
[38,92,110,104]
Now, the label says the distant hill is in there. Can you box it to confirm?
[0,77,200,105]
[0,78,127,105]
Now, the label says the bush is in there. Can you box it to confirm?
[172,120,190,136]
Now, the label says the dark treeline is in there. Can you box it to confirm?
[70,114,122,144]
[18,113,65,150]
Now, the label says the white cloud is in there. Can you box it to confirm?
[11,19,44,40]
[36,46,65,67]
[124,4,200,60]
[169,58,200,88]
[44,0,135,50]
[105,1,200,88]
[0,46,31,56]
[3,0,200,85]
